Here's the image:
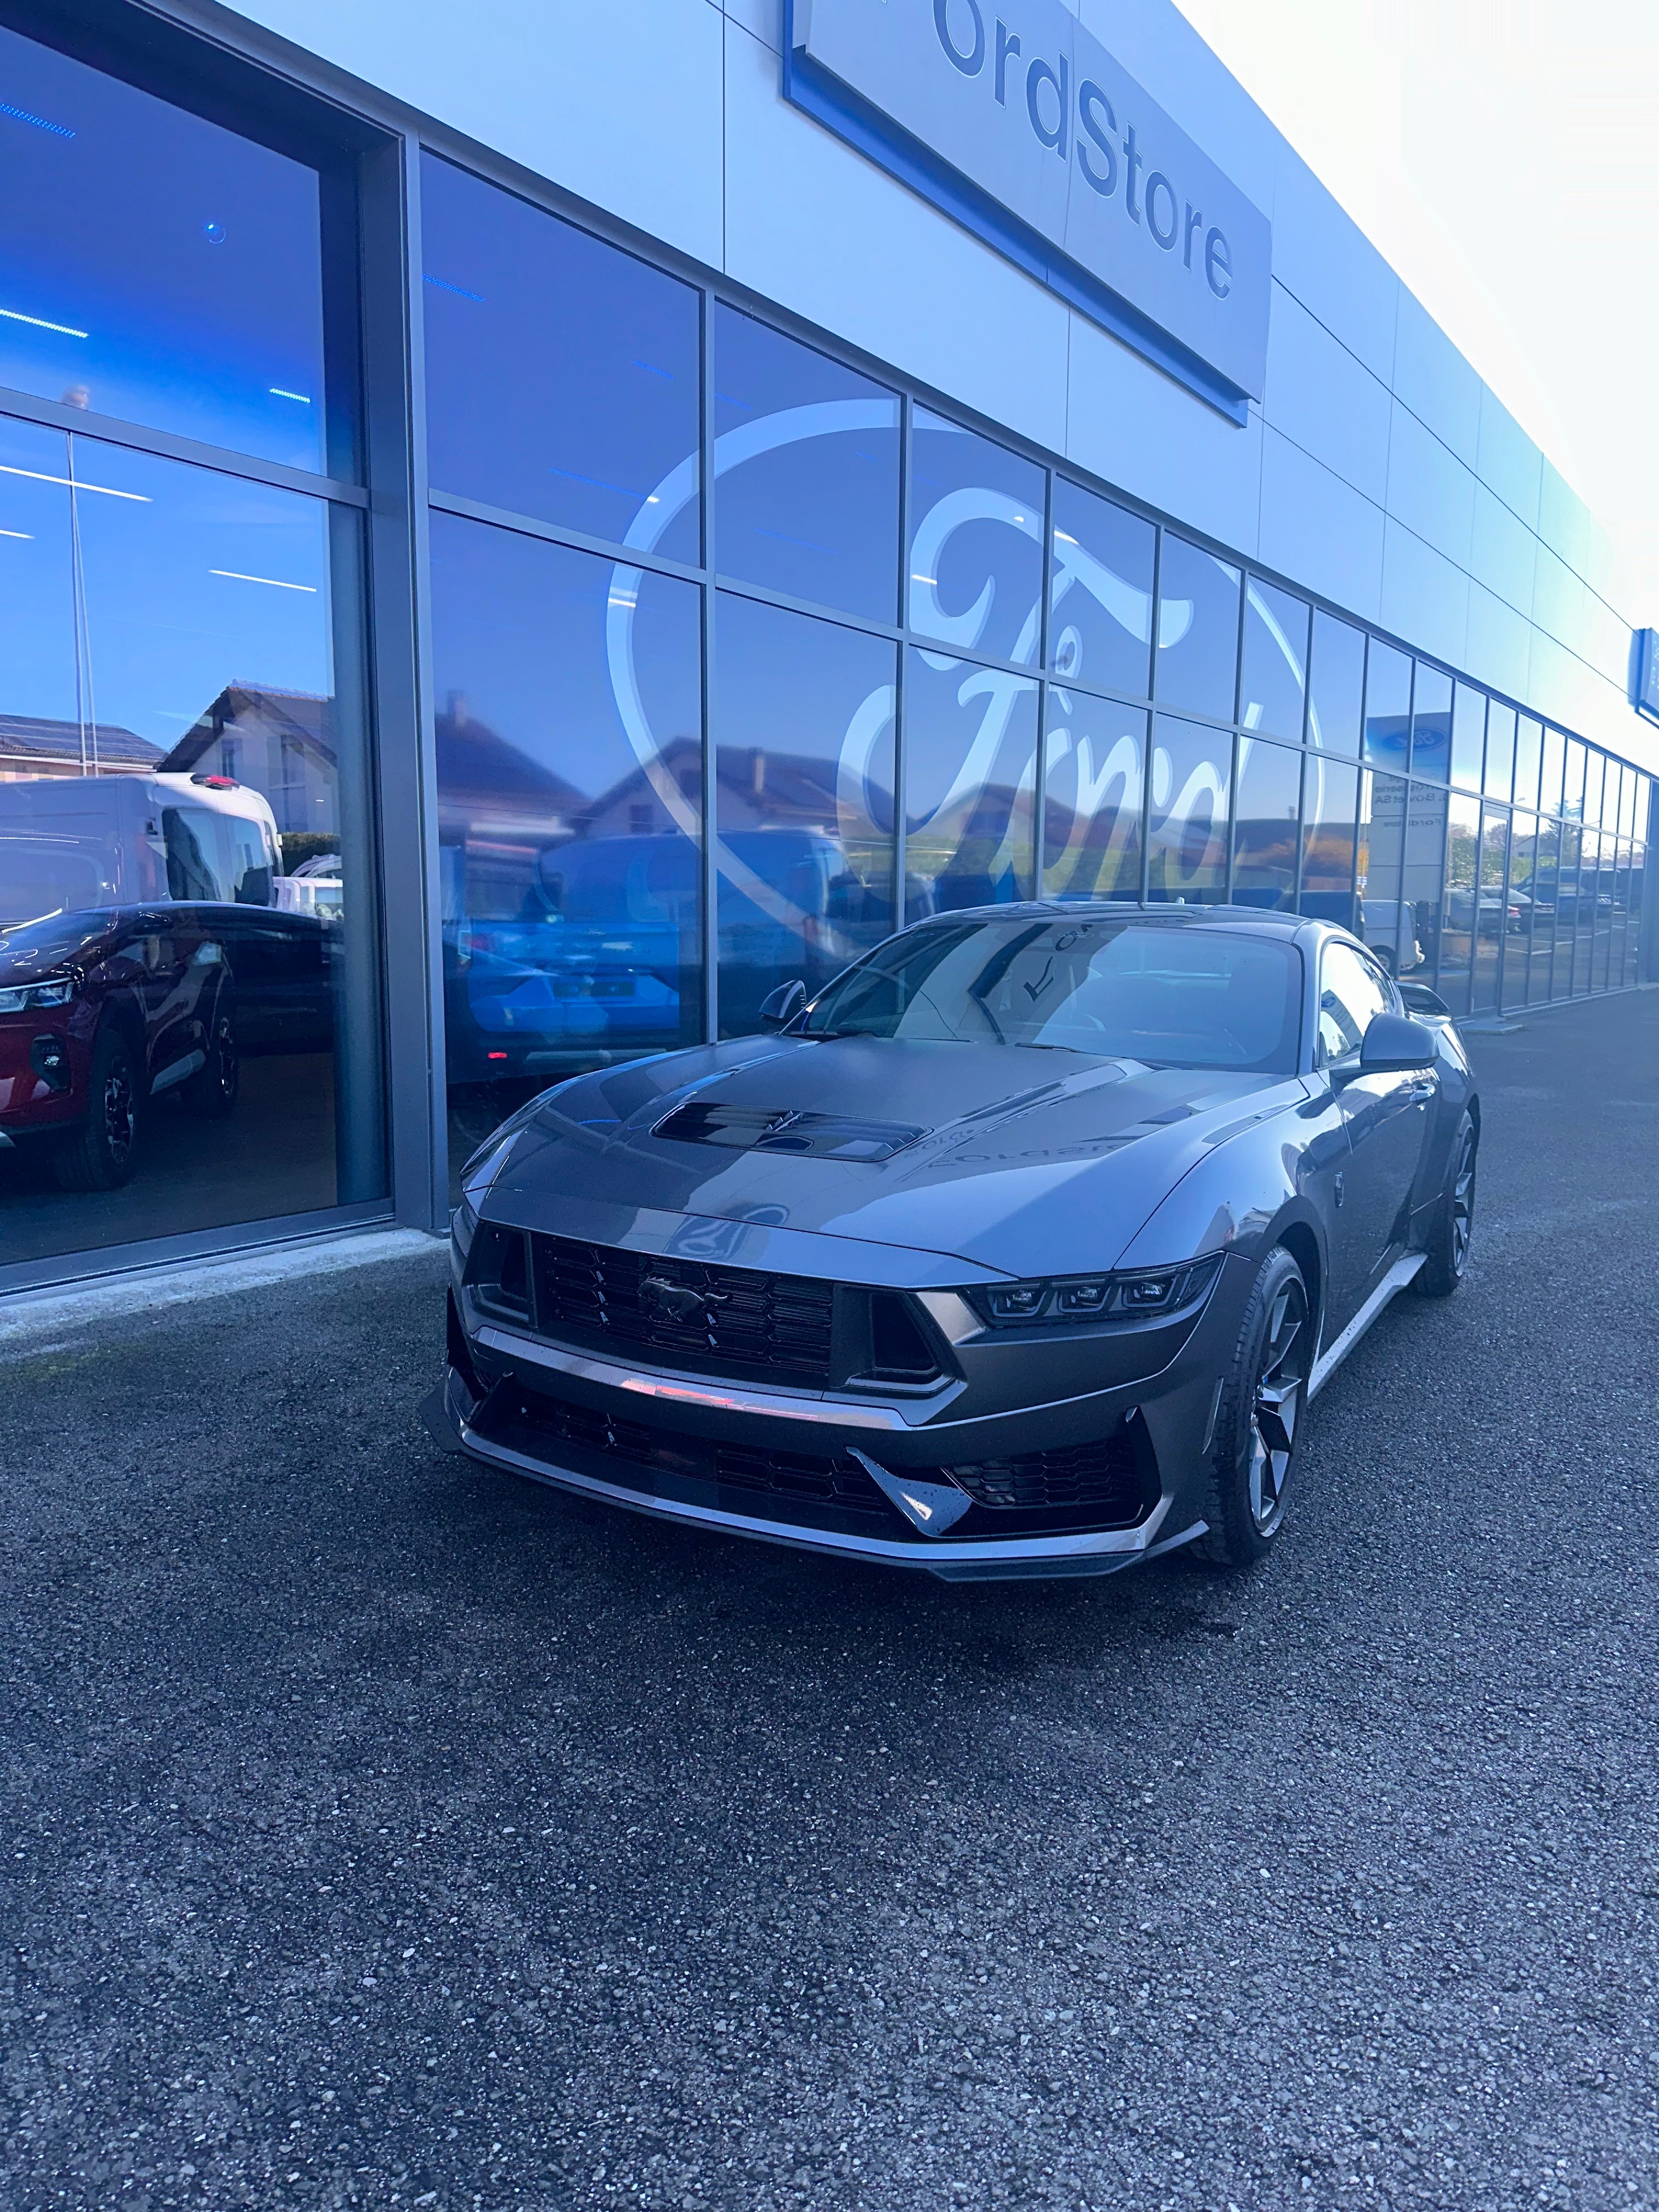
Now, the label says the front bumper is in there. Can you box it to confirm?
[428,1246,1255,1581]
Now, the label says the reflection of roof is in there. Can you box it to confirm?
[436,697,586,815]
[0,712,162,776]
[160,685,336,775]
[582,740,844,828]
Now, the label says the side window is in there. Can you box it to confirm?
[1318,941,1390,1065]
[228,819,274,906]
[162,808,224,901]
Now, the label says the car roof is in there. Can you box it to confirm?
[910,899,1329,941]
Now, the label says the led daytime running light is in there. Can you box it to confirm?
[977,1254,1223,1327]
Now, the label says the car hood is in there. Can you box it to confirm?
[480,1036,1305,1282]
[0,909,124,981]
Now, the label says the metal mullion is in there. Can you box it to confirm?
[1139,528,1160,904]
[701,290,719,1045]
[427,488,703,588]
[368,127,445,1231]
[1034,467,1054,894]
[1224,567,1247,906]
[1424,787,1449,1000]
[893,392,911,929]
[0,381,369,506]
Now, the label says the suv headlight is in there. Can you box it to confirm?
[0,976,75,1013]
[972,1253,1224,1327]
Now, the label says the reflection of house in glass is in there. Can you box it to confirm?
[0,712,162,782]
[435,693,587,922]
[159,685,337,835]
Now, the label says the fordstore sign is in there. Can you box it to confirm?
[785,0,1272,420]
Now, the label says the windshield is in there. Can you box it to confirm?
[801,917,1304,1071]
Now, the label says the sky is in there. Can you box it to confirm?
[1169,0,1659,623]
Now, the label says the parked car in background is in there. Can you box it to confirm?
[443,828,885,1082]
[0,772,334,1187]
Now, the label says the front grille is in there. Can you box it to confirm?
[475,1380,891,1522]
[470,1374,1154,1541]
[948,1433,1146,1517]
[528,1233,836,1387]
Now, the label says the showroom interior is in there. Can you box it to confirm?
[0,0,1652,1296]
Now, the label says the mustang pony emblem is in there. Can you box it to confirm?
[640,1274,727,1328]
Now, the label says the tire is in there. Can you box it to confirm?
[55,1028,140,1192]
[1412,1110,1476,1298]
[180,997,239,1119]
[1193,1246,1312,1568]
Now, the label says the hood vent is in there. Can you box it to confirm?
[652,1102,927,1163]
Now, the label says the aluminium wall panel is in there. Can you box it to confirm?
[1380,518,1469,673]
[1392,288,1481,468]
[225,0,726,268]
[1257,424,1384,627]
[1262,283,1390,506]
[1066,314,1263,558]
[1385,402,1476,570]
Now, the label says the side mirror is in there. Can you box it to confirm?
[1358,1011,1436,1074]
[1397,980,1449,1017]
[758,978,808,1030]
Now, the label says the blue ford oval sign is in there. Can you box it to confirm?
[785,0,1272,422]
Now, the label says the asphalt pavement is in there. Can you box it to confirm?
[4,988,1658,2212]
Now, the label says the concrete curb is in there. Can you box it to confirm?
[0,1226,445,1345]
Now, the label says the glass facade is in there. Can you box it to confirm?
[0,22,383,1276]
[0,12,1651,1285]
[421,150,1651,1172]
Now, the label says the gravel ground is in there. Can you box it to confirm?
[3,989,1657,2212]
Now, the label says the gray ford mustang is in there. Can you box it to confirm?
[425,905,1478,1580]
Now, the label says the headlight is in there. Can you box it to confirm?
[972,1253,1224,1328]
[0,976,75,1013]
[452,1197,478,1264]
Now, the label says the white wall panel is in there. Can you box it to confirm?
[1379,519,1468,672]
[722,20,1070,455]
[1262,284,1390,506]
[1258,426,1384,624]
[1469,483,1536,620]
[1538,461,1594,578]
[1066,321,1262,557]
[1464,580,1532,702]
[1532,543,1587,653]
[232,0,726,268]
[1268,152,1398,386]
[1386,404,1475,570]
[1392,289,1481,468]
[1475,387,1542,531]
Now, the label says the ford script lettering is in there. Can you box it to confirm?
[785,0,1271,419]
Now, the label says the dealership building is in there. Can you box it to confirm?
[0,0,1652,1295]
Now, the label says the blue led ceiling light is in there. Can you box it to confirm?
[0,304,88,338]
[0,99,75,139]
[269,387,312,404]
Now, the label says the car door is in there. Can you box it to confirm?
[1317,940,1438,1322]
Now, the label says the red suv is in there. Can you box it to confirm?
[1,774,251,1190]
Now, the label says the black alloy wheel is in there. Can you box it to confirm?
[181,1001,239,1119]
[55,1029,139,1192]
[1194,1245,1311,1568]
[1412,1110,1477,1297]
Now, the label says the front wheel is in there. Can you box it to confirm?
[1412,1111,1476,1297]
[1193,1246,1312,1568]
[55,1028,140,1192]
